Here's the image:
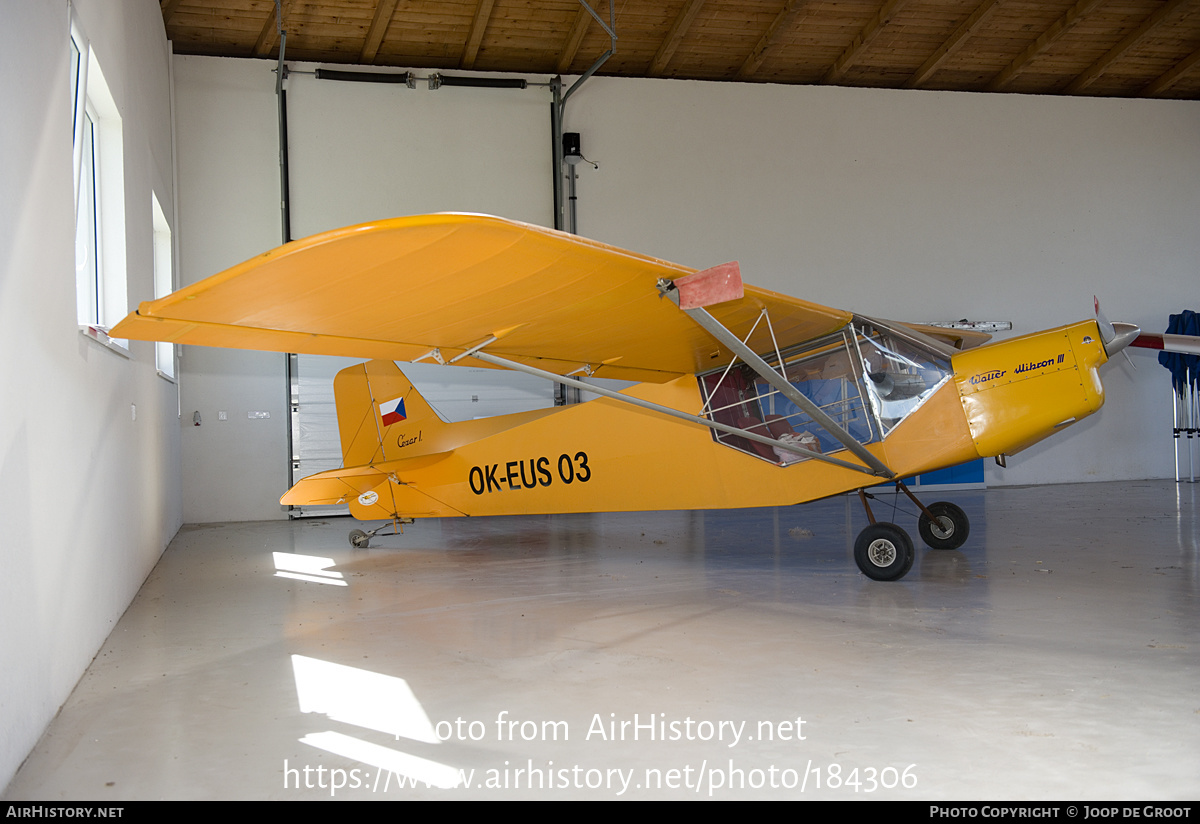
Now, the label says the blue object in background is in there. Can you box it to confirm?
[903,458,986,489]
[1158,310,1199,394]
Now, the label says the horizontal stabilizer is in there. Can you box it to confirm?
[280,464,393,507]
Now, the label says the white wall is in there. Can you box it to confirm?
[285,68,553,236]
[173,58,1199,520]
[171,56,287,523]
[561,78,1200,486]
[172,57,555,522]
[0,0,181,791]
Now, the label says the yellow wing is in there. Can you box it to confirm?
[113,213,862,380]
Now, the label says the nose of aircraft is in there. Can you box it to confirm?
[1092,297,1140,358]
[1102,321,1141,358]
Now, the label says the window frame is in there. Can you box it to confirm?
[71,19,127,351]
[151,191,176,380]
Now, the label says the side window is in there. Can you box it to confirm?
[699,331,878,463]
[754,335,876,452]
[71,24,126,344]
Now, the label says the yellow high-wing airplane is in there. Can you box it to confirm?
[112,213,1146,581]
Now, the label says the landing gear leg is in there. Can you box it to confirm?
[916,501,970,550]
[348,518,415,549]
[853,484,971,578]
[892,481,970,550]
[853,488,915,581]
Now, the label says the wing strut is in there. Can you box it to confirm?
[660,278,895,479]
[468,349,881,476]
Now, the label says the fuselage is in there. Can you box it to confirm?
[291,319,1112,523]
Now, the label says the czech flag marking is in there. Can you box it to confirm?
[379,397,407,426]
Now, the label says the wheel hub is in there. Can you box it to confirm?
[867,539,897,567]
[930,516,954,540]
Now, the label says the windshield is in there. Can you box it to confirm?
[851,319,952,438]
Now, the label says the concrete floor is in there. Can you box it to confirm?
[4,480,1198,800]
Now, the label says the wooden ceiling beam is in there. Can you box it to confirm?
[1139,46,1200,97]
[1064,0,1192,94]
[557,6,592,74]
[361,0,399,65]
[145,0,1200,101]
[736,0,810,81]
[160,0,184,26]
[461,0,497,70]
[822,0,910,84]
[986,0,1104,91]
[905,0,1000,89]
[648,0,706,77]
[253,2,284,59]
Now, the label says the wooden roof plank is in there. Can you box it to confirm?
[161,0,186,25]
[736,0,813,81]
[905,0,1003,88]
[1064,0,1193,93]
[557,5,593,73]
[160,0,1200,99]
[986,0,1106,91]
[461,0,497,69]
[648,0,707,76]
[1140,44,1200,96]
[360,0,399,64]
[252,1,282,58]
[822,0,911,84]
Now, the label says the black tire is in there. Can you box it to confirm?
[854,522,915,581]
[917,501,969,550]
[349,529,370,549]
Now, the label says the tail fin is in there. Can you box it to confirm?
[334,360,447,467]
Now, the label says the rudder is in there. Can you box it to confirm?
[334,360,447,467]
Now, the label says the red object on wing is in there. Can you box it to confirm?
[674,262,744,310]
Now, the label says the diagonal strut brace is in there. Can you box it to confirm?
[661,281,894,478]
[467,349,880,475]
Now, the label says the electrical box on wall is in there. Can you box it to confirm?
[563,132,581,162]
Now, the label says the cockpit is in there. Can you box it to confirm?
[698,317,954,464]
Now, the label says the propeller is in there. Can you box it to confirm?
[1092,297,1200,357]
[1093,296,1140,359]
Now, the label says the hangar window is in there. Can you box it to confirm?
[71,23,127,347]
[151,192,174,378]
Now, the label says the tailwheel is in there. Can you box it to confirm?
[917,502,970,550]
[854,523,915,581]
[349,518,415,549]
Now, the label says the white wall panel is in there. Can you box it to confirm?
[171,59,557,522]
[561,78,1200,486]
[0,0,181,791]
[173,61,1199,517]
[284,69,553,236]
[171,56,290,523]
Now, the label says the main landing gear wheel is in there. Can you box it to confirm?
[348,529,370,549]
[854,523,915,581]
[917,502,970,550]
